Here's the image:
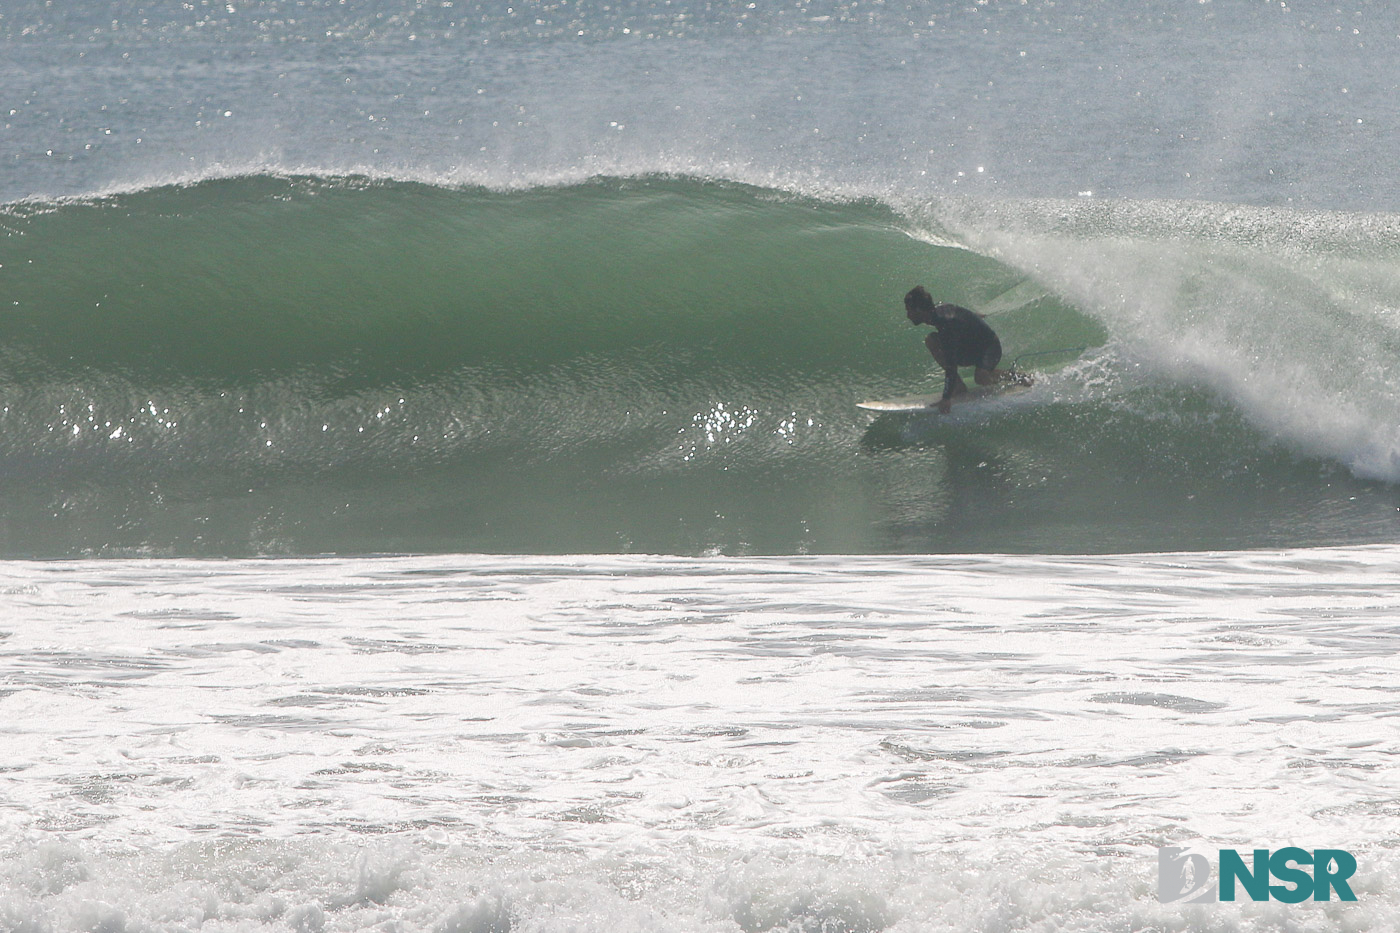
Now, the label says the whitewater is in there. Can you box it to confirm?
[5,549,1400,931]
[3,1,1400,930]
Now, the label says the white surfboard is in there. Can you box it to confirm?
[857,382,1029,412]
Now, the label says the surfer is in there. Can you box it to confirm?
[904,285,1027,413]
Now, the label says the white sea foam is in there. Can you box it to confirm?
[2,549,1398,930]
[933,197,1400,483]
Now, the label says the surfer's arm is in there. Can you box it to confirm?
[924,330,960,412]
[941,367,960,401]
[932,365,958,413]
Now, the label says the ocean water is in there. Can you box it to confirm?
[5,549,1400,932]
[3,1,1400,930]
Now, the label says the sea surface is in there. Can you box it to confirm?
[2,1,1400,930]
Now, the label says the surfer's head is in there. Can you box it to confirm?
[904,286,936,325]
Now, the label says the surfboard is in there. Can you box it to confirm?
[857,382,1029,412]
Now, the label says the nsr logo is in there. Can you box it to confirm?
[1158,847,1358,903]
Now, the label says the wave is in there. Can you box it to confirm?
[0,173,1046,376]
[928,196,1400,481]
[0,173,1395,556]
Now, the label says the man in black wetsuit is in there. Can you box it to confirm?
[904,285,1026,414]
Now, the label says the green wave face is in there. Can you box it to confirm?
[0,175,1393,556]
[2,175,1040,377]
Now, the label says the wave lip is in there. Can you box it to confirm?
[933,196,1400,484]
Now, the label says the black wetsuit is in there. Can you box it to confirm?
[929,303,1002,400]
